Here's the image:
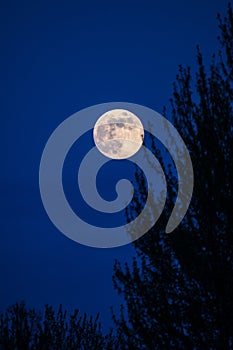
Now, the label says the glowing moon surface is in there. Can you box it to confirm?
[93,109,144,159]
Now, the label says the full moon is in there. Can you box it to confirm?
[93,109,144,159]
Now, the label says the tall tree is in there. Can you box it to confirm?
[113,3,233,349]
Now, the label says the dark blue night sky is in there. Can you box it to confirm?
[0,0,228,331]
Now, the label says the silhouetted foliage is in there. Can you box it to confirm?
[113,3,233,349]
[1,4,232,350]
[0,302,117,350]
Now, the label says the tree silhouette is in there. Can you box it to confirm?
[1,4,232,350]
[113,3,233,349]
[0,302,117,350]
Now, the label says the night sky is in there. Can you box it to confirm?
[0,0,228,331]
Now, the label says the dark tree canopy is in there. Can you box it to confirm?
[113,3,233,349]
[1,3,232,350]
[0,302,117,350]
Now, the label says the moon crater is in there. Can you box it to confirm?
[93,109,144,159]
